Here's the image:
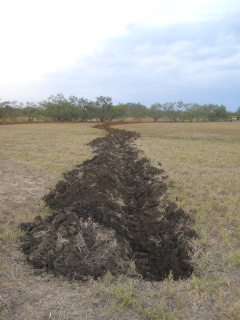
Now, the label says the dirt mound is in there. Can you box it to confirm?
[20,124,197,281]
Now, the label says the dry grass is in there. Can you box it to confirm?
[0,122,240,319]
[0,123,102,174]
[116,122,240,318]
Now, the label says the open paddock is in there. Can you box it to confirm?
[0,122,239,319]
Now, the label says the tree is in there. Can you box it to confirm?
[113,104,131,121]
[127,103,148,121]
[92,96,114,122]
[162,101,187,122]
[163,102,177,122]
[0,100,10,120]
[184,103,202,121]
[41,93,79,121]
[0,100,20,120]
[21,102,39,121]
[68,96,93,121]
[149,103,164,122]
[216,105,228,120]
[203,104,228,121]
[175,100,187,121]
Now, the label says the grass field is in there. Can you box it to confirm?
[0,122,240,319]
[0,123,103,174]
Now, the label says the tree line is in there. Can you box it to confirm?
[0,94,239,122]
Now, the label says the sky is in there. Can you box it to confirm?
[0,0,240,111]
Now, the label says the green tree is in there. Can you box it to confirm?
[0,100,10,120]
[149,103,164,122]
[216,105,228,120]
[175,100,187,121]
[21,102,39,121]
[184,103,203,121]
[235,106,240,117]
[113,104,131,121]
[162,101,187,122]
[92,96,114,122]
[203,104,228,121]
[41,93,79,121]
[163,102,177,122]
[68,96,93,121]
[0,100,20,120]
[127,103,148,121]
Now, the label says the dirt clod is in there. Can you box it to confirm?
[20,124,197,281]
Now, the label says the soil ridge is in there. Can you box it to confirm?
[20,124,197,281]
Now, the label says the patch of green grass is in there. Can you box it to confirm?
[55,274,65,282]
[140,307,176,320]
[111,281,136,308]
[69,282,79,290]
[1,228,26,241]
[102,275,138,310]
[228,249,240,268]
[0,309,10,318]
[38,200,53,217]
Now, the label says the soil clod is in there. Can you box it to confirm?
[20,124,197,281]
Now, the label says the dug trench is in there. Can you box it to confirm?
[20,124,197,281]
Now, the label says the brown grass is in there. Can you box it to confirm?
[0,123,102,174]
[0,122,240,319]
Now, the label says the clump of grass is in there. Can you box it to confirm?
[140,307,176,320]
[101,274,138,309]
[228,249,240,269]
[38,200,53,217]
[1,228,26,241]
[55,274,65,282]
[69,282,79,290]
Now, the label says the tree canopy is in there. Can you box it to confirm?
[0,95,237,123]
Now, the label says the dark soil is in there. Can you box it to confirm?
[20,124,197,281]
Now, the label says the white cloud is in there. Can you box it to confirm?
[0,0,239,110]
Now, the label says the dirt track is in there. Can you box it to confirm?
[19,124,196,281]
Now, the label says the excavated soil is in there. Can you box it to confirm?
[20,124,197,281]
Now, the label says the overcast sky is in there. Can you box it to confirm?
[0,0,239,111]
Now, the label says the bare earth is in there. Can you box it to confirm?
[0,148,171,320]
[0,160,109,320]
[0,127,195,320]
[0,141,189,320]
[0,159,47,213]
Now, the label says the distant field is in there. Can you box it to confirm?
[0,123,103,174]
[0,122,239,319]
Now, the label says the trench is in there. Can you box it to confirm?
[20,124,197,281]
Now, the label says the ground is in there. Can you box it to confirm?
[0,122,239,320]
[19,124,196,282]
